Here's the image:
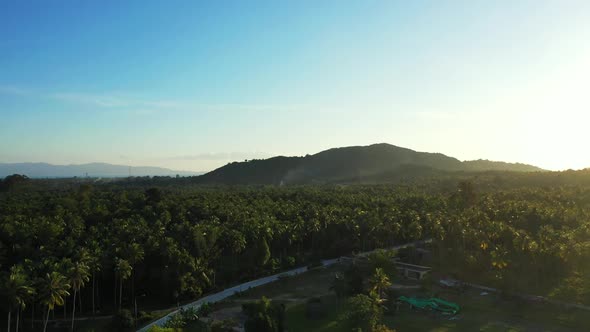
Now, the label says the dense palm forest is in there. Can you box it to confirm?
[1,172,590,331]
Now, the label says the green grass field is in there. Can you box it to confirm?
[284,291,590,332]
[239,265,590,332]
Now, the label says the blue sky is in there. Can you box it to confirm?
[1,1,590,171]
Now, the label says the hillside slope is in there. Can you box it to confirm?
[196,144,544,185]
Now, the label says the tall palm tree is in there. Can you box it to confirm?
[125,243,144,311]
[369,268,392,300]
[114,259,132,311]
[86,242,102,315]
[68,261,90,332]
[75,250,92,314]
[40,272,70,332]
[4,265,35,332]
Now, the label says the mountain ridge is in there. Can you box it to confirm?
[196,143,545,185]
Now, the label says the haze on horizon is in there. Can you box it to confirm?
[1,1,589,172]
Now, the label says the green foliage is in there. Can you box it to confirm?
[137,310,156,325]
[113,309,135,329]
[197,302,212,317]
[163,312,186,328]
[549,271,590,304]
[115,258,132,281]
[367,250,397,278]
[39,271,70,310]
[284,256,296,268]
[344,265,365,296]
[0,174,30,191]
[342,294,383,332]
[419,271,434,295]
[163,306,201,329]
[68,260,90,291]
[373,324,396,332]
[258,238,271,267]
[3,264,35,310]
[2,175,590,328]
[211,319,237,332]
[243,296,285,332]
[369,268,392,299]
[147,326,181,332]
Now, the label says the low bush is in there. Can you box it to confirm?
[138,311,156,325]
[197,302,213,317]
[163,312,186,328]
[211,319,238,332]
[112,309,135,329]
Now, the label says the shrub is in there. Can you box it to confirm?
[148,327,180,332]
[112,309,135,329]
[162,307,202,329]
[344,265,365,296]
[211,319,238,332]
[163,312,186,328]
[367,249,398,278]
[284,256,296,268]
[197,302,213,317]
[138,311,156,325]
[243,297,286,332]
[374,324,397,332]
[342,294,383,332]
[270,258,281,272]
[181,306,200,322]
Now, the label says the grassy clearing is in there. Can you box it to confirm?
[274,266,589,332]
[285,295,347,332]
[284,290,589,332]
[235,265,346,301]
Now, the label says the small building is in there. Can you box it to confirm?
[394,262,431,280]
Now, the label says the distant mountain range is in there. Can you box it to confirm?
[196,143,545,185]
[0,162,202,178]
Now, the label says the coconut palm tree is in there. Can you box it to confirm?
[68,261,90,332]
[115,259,132,310]
[4,265,35,332]
[124,243,144,311]
[86,241,103,315]
[39,271,70,332]
[369,268,392,300]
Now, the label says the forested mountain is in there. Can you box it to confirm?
[0,162,201,178]
[197,143,544,185]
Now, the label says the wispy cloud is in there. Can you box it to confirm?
[49,92,135,108]
[0,84,336,114]
[48,92,189,110]
[0,84,31,96]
